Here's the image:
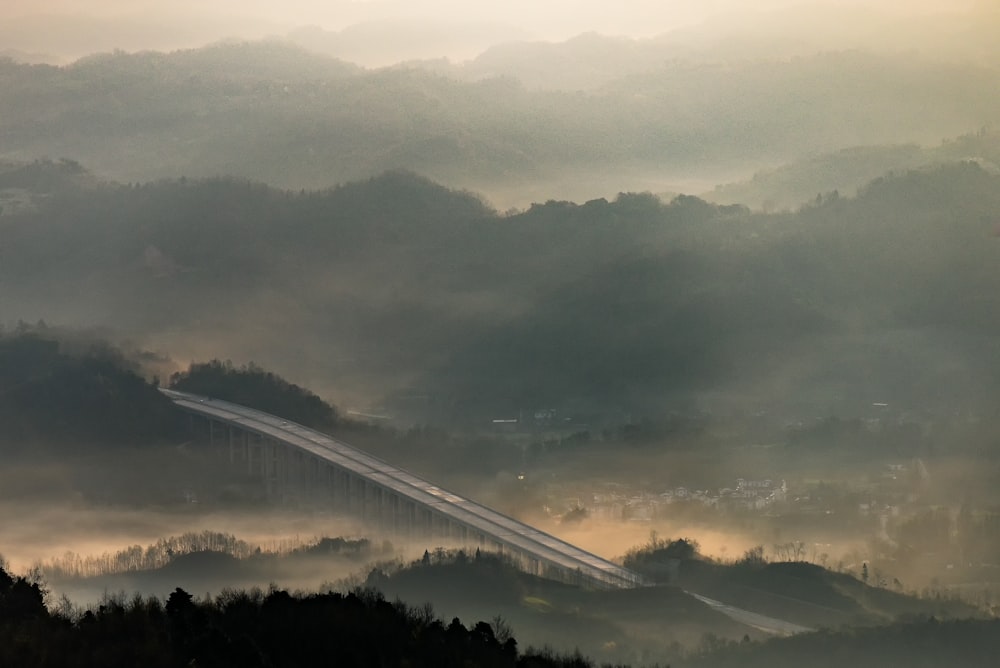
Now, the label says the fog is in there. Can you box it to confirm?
[0,451,418,605]
[0,0,986,64]
[0,500,363,575]
[2,0,1000,662]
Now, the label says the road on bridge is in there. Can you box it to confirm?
[162,389,645,589]
[162,388,816,636]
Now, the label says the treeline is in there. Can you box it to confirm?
[1,41,997,196]
[0,321,352,453]
[170,360,339,431]
[681,617,1000,668]
[40,532,259,580]
[0,325,347,455]
[622,536,981,631]
[41,532,382,581]
[0,326,178,451]
[3,558,998,668]
[0,322,356,475]
[5,162,1000,424]
[709,128,1000,210]
[0,561,594,668]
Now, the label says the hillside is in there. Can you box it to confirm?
[707,129,1000,210]
[375,551,753,664]
[6,552,998,667]
[33,538,996,667]
[1,42,998,206]
[169,359,339,432]
[0,559,593,668]
[625,540,983,640]
[3,162,1000,423]
[40,541,759,665]
[681,617,1000,668]
[0,327,178,452]
[415,8,1000,92]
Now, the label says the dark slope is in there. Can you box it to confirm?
[1,42,997,202]
[708,129,1000,211]
[4,162,1000,420]
[0,330,178,451]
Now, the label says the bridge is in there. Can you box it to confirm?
[161,389,648,590]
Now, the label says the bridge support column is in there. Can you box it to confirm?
[348,475,363,516]
[227,425,246,466]
[379,487,390,530]
[207,419,227,455]
[277,442,289,499]
[263,438,284,499]
[334,469,351,511]
[261,439,271,496]
[248,432,263,479]
[288,450,303,498]
[407,502,417,536]
[242,430,250,470]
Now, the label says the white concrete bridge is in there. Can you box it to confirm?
[161,388,648,590]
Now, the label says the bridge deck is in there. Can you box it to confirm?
[161,388,647,589]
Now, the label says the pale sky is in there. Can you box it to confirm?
[0,0,987,62]
[2,1,979,34]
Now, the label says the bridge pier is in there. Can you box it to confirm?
[172,396,645,590]
[249,433,263,478]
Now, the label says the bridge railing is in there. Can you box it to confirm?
[161,388,650,590]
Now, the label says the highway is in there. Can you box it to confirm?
[686,592,815,636]
[160,388,648,589]
[160,389,822,634]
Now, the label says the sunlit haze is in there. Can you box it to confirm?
[0,0,986,62]
[2,0,1000,663]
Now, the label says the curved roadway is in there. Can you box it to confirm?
[161,388,647,590]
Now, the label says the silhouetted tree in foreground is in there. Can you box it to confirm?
[0,561,591,668]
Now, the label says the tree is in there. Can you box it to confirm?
[490,614,515,644]
[0,570,47,622]
[739,545,766,567]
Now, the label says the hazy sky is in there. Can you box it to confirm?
[0,1,988,63]
[3,1,980,35]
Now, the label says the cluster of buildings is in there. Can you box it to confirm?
[552,477,789,522]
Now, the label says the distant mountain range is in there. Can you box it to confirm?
[1,40,997,208]
[3,160,999,422]
[708,130,1000,210]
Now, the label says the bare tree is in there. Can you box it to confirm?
[490,614,515,645]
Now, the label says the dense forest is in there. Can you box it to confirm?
[396,9,1000,91]
[5,553,999,668]
[169,360,339,431]
[708,129,1000,210]
[0,322,338,455]
[0,41,998,203]
[4,7,1000,666]
[2,159,1000,424]
[623,537,981,629]
[681,617,1000,668]
[0,326,178,451]
[0,559,595,668]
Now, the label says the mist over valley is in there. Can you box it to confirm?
[2,3,1000,666]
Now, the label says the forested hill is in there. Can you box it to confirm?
[425,162,1000,415]
[707,129,1000,211]
[1,41,998,203]
[169,360,339,432]
[2,556,998,668]
[3,161,1000,420]
[0,560,587,668]
[0,328,178,450]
